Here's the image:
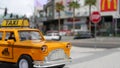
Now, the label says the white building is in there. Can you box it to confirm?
[44,0,98,35]
[44,0,120,36]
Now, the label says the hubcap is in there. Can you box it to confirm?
[19,59,29,68]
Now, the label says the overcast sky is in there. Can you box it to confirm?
[0,0,47,17]
[0,0,84,17]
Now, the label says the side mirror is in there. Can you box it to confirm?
[7,40,14,45]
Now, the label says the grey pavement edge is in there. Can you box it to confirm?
[61,36,120,45]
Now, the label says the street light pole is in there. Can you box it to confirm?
[115,18,118,36]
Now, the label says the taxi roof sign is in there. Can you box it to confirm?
[1,19,30,27]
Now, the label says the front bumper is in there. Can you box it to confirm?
[33,58,72,68]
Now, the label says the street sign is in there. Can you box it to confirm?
[90,11,101,24]
[90,11,101,49]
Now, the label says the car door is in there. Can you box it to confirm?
[0,31,15,59]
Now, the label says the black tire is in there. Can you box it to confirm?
[47,64,65,68]
[17,55,33,68]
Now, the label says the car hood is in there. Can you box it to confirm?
[34,40,69,47]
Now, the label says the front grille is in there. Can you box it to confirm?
[47,49,67,61]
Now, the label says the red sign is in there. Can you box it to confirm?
[101,0,117,12]
[67,18,80,22]
[90,11,101,24]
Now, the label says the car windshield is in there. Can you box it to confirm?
[46,33,59,36]
[19,31,42,41]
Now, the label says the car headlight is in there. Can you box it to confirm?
[41,45,47,52]
[66,43,71,48]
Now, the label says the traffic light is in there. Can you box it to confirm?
[10,13,13,18]
[4,8,7,16]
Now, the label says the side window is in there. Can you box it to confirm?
[19,31,42,41]
[0,32,3,40]
[19,32,27,41]
[5,32,16,41]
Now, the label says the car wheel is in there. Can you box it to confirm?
[17,55,33,68]
[47,64,65,68]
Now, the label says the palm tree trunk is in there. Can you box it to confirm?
[73,8,75,35]
[89,4,91,34]
[58,12,61,32]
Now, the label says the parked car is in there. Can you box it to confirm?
[44,31,62,41]
[73,31,94,39]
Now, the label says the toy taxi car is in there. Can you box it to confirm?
[0,19,72,68]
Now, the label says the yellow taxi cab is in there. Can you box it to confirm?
[0,19,72,68]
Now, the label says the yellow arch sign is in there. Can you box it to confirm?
[101,0,117,11]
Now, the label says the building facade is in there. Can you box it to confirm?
[44,0,98,35]
[96,0,120,36]
[42,0,120,36]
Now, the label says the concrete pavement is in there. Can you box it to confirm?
[62,36,120,68]
[66,46,120,68]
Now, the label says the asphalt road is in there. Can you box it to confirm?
[72,43,120,48]
[0,63,16,68]
[61,36,120,48]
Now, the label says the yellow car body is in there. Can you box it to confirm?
[0,19,72,68]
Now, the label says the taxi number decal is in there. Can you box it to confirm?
[6,20,19,26]
[2,48,10,56]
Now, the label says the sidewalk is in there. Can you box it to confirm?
[61,36,120,44]
[67,46,120,68]
[62,37,120,68]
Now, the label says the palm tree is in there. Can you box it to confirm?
[85,0,96,33]
[68,1,80,34]
[55,2,64,32]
